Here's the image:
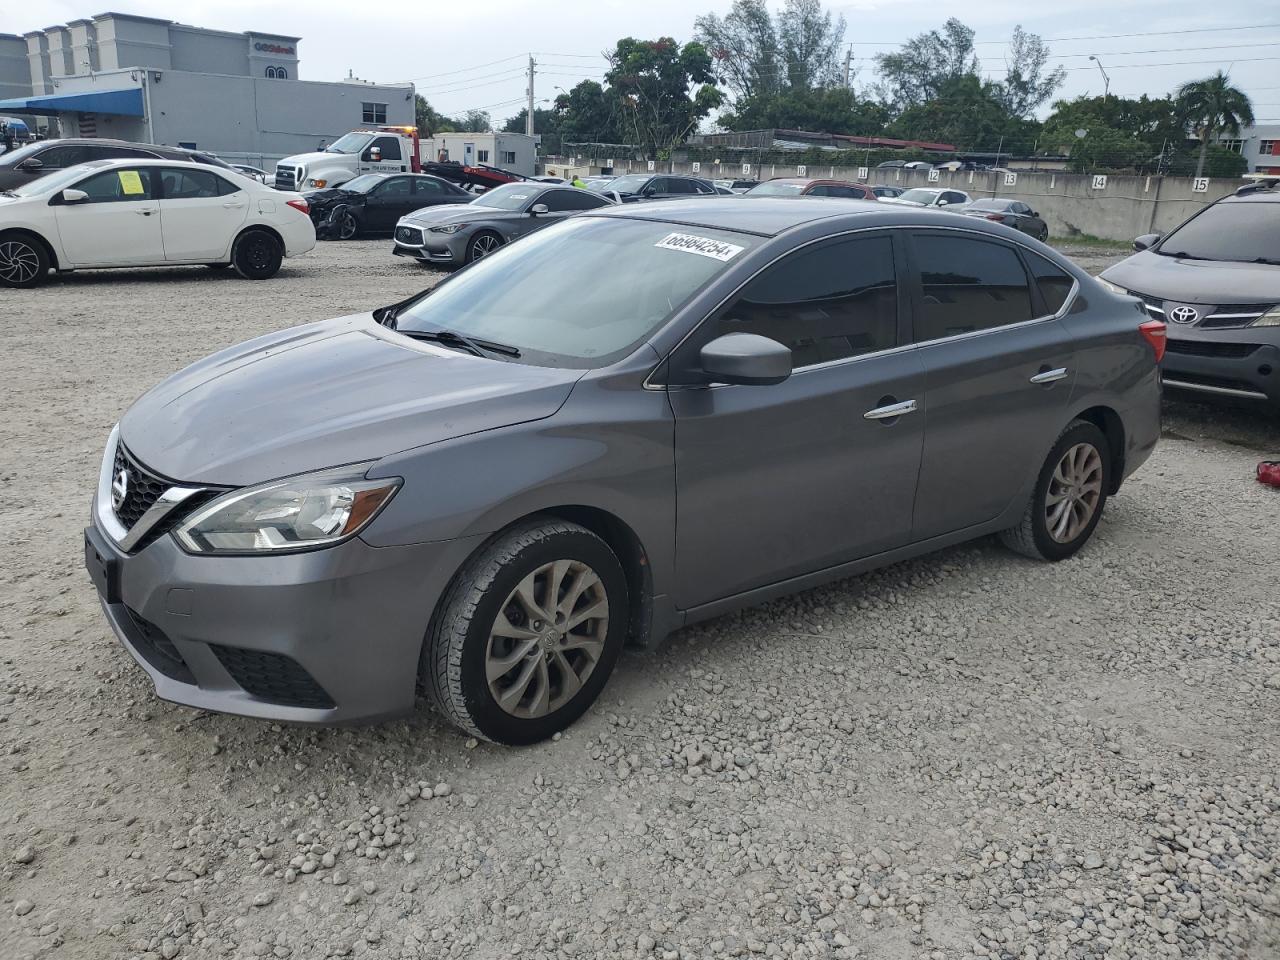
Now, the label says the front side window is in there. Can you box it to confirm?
[912,234,1034,341]
[395,217,759,368]
[373,177,410,197]
[414,177,445,195]
[73,167,155,203]
[159,167,226,200]
[361,102,388,124]
[1157,201,1280,264]
[710,234,898,369]
[540,189,608,212]
[366,137,401,162]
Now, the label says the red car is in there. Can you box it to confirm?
[743,178,878,200]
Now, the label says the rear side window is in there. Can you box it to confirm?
[542,189,608,211]
[712,235,898,368]
[1026,252,1075,316]
[912,234,1034,340]
[159,167,226,199]
[664,178,698,195]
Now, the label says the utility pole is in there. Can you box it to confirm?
[526,55,536,138]
[842,46,852,87]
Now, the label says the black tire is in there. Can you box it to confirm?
[329,207,359,241]
[1000,419,1111,561]
[465,231,504,264]
[1037,226,1049,242]
[423,518,628,745]
[0,233,50,288]
[231,229,283,280]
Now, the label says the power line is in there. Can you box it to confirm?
[842,22,1280,45]
[397,53,526,84]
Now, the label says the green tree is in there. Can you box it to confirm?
[885,75,1038,153]
[455,110,492,133]
[777,0,846,89]
[502,108,564,154]
[554,80,627,145]
[997,26,1066,118]
[693,0,781,102]
[721,86,887,135]
[1041,94,1182,172]
[1174,70,1254,179]
[415,95,456,136]
[605,38,723,155]
[873,18,980,113]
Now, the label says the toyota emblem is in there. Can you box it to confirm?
[1168,305,1199,324]
[111,468,129,511]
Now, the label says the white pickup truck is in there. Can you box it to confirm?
[274,126,423,192]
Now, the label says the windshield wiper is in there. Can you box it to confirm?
[1158,249,1219,261]
[397,328,521,358]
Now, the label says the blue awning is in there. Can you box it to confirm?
[0,88,144,117]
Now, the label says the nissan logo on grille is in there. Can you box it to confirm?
[1167,305,1200,324]
[111,467,130,511]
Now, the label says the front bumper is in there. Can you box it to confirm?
[392,223,465,263]
[1162,333,1280,405]
[83,433,483,723]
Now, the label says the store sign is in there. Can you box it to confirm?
[254,42,295,55]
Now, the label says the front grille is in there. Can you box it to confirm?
[1165,341,1259,359]
[395,225,423,245]
[112,444,170,530]
[124,607,196,684]
[274,165,297,191]
[1129,291,1272,329]
[210,646,334,709]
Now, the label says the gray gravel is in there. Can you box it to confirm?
[1,240,1278,960]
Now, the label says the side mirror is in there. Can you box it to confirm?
[1133,233,1161,252]
[700,333,791,386]
[936,199,949,207]
[17,157,42,171]
[369,147,382,162]
[529,203,549,216]
[60,188,89,204]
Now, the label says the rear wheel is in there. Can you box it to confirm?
[423,519,627,745]
[466,231,503,264]
[1000,420,1110,561]
[231,229,283,280]
[0,234,49,288]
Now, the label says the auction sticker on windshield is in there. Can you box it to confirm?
[118,170,145,195]
[654,232,744,262]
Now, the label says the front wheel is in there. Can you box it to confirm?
[1036,225,1049,242]
[466,231,503,264]
[1000,420,1111,561]
[330,208,359,241]
[231,229,283,280]
[423,519,627,745]
[0,234,49,288]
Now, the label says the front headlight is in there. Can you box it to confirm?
[429,223,465,234]
[1253,305,1280,327]
[1097,277,1128,296]
[174,466,400,555]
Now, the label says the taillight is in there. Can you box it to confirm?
[286,199,309,216]
[1139,319,1167,363]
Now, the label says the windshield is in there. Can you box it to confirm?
[0,141,45,167]
[395,216,759,368]
[1157,201,1280,263]
[745,181,806,197]
[585,179,617,193]
[325,133,373,155]
[897,188,941,204]
[606,174,652,195]
[472,183,538,210]
[335,174,384,193]
[9,164,99,197]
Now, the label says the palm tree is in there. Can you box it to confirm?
[1175,70,1254,179]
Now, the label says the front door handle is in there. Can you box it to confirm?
[1029,367,1069,384]
[135,208,155,216]
[863,399,918,420]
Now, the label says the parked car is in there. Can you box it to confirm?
[0,159,315,287]
[714,178,760,194]
[84,197,1163,742]
[960,198,1049,241]
[307,173,471,240]
[0,137,233,191]
[871,184,904,199]
[1098,178,1280,408]
[876,160,934,171]
[392,180,613,266]
[597,173,719,202]
[744,178,877,200]
[881,187,971,209]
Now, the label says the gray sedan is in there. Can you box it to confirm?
[959,198,1049,241]
[84,199,1163,744]
[392,182,612,267]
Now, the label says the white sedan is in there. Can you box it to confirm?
[879,186,972,209]
[0,159,315,287]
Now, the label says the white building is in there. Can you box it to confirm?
[425,131,536,178]
[1217,124,1280,176]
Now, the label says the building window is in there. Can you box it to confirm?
[501,150,516,165]
[477,149,490,163]
[1219,138,1243,153]
[276,67,287,80]
[362,102,388,125]
[266,66,277,78]
[1261,140,1277,156]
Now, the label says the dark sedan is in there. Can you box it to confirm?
[392,181,613,266]
[598,173,719,202]
[960,198,1049,241]
[307,174,471,239]
[0,138,232,191]
[1100,179,1280,408]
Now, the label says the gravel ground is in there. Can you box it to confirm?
[1,240,1278,960]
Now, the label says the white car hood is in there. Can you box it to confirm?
[278,151,339,168]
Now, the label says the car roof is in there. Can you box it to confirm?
[585,195,1008,237]
[1221,189,1280,204]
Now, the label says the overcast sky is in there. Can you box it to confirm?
[12,1,1280,128]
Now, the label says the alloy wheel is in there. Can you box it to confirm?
[1046,442,1103,543]
[244,236,272,271]
[485,559,609,718]
[470,234,501,259]
[0,241,39,284]
[338,212,358,240]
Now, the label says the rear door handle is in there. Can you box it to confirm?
[863,399,918,420]
[222,201,246,209]
[1029,367,1069,384]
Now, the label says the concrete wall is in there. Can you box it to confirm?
[167,26,247,76]
[23,33,51,95]
[0,35,29,101]
[570,155,1246,242]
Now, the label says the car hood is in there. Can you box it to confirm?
[278,151,337,168]
[304,187,364,206]
[1101,250,1280,304]
[879,197,927,206]
[401,204,522,226]
[119,314,583,486]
